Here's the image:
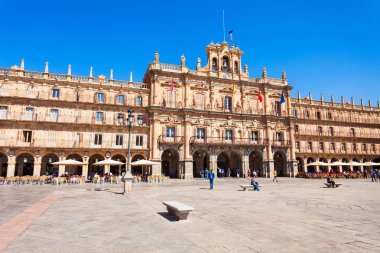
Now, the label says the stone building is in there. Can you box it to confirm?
[0,41,379,178]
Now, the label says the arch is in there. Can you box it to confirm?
[342,158,350,172]
[15,153,34,176]
[295,157,304,173]
[217,150,242,177]
[331,157,339,172]
[234,61,239,73]
[352,158,360,172]
[373,157,380,170]
[306,157,316,173]
[211,58,218,71]
[131,154,146,175]
[221,56,230,72]
[111,154,126,176]
[66,153,83,176]
[249,150,264,177]
[0,152,8,177]
[88,154,104,176]
[192,149,210,178]
[274,151,287,176]
[41,153,59,176]
[319,157,328,172]
[161,149,180,178]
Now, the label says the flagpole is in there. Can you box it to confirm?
[223,9,226,42]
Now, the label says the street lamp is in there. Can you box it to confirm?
[121,109,143,194]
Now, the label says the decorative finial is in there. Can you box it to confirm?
[282,71,287,81]
[129,72,133,82]
[360,98,363,106]
[320,93,324,101]
[197,57,201,69]
[351,97,354,105]
[89,66,93,78]
[331,94,334,103]
[368,99,372,107]
[110,69,114,80]
[67,64,72,76]
[308,91,312,100]
[244,64,248,73]
[262,67,267,78]
[377,100,380,108]
[181,54,186,66]
[341,96,344,104]
[154,52,159,62]
[44,61,49,73]
[297,90,301,99]
[20,58,25,70]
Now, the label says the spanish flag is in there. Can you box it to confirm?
[258,90,263,102]
[232,83,236,94]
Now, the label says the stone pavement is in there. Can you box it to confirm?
[0,178,379,253]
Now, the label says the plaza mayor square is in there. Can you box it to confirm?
[0,1,379,252]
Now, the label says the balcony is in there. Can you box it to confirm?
[158,135,184,145]
[294,129,380,140]
[189,137,268,147]
[295,147,378,155]
[271,140,291,148]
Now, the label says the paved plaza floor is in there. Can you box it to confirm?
[0,178,379,253]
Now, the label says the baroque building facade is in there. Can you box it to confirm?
[0,42,379,179]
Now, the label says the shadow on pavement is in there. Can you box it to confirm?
[157,212,178,222]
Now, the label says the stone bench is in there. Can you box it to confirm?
[163,201,194,221]
[239,185,254,191]
[324,183,342,188]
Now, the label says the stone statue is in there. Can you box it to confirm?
[154,52,159,62]
[262,67,267,78]
[282,71,287,80]
[181,54,186,66]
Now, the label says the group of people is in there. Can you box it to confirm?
[216,167,240,178]
[296,170,378,179]
[370,168,380,182]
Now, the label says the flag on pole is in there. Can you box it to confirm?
[232,82,236,94]
[170,79,175,93]
[280,91,285,104]
[228,30,233,42]
[258,90,263,102]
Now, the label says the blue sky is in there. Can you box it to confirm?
[1,0,379,103]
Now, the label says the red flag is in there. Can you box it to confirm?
[170,80,175,93]
[258,90,263,102]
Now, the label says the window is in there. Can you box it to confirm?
[224,96,232,111]
[327,112,332,120]
[292,109,298,117]
[275,102,281,116]
[94,134,102,145]
[196,128,205,139]
[319,142,324,151]
[52,89,60,98]
[166,127,175,137]
[222,56,229,72]
[316,111,321,120]
[296,141,300,150]
[166,90,176,107]
[25,107,34,120]
[353,143,357,152]
[0,106,8,119]
[330,142,335,151]
[328,127,334,136]
[117,95,124,105]
[234,61,239,73]
[97,93,104,103]
[116,113,124,125]
[50,109,59,121]
[116,135,123,146]
[275,132,284,141]
[362,144,367,152]
[23,130,32,142]
[372,144,376,152]
[96,112,103,122]
[305,110,310,119]
[342,143,346,151]
[252,131,259,141]
[350,128,355,137]
[136,96,143,106]
[307,142,312,151]
[317,126,322,135]
[225,130,233,140]
[194,93,205,109]
[294,125,299,133]
[136,136,143,146]
[76,91,80,102]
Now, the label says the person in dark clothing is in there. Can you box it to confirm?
[250,178,260,191]
[327,175,336,187]
[209,169,215,190]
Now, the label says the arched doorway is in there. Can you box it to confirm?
[306,157,316,173]
[319,157,328,172]
[131,154,146,175]
[15,153,34,176]
[193,149,210,178]
[352,158,360,172]
[161,149,179,178]
[0,152,8,177]
[342,158,350,172]
[66,154,83,176]
[331,158,339,172]
[111,154,126,176]
[296,157,304,173]
[41,153,59,176]
[88,154,104,176]
[373,157,380,170]
[217,151,242,177]
[273,151,287,176]
[249,151,263,177]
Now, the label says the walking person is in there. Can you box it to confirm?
[204,168,209,179]
[209,169,215,190]
[252,170,257,179]
[247,168,251,178]
[370,169,376,182]
[273,170,278,182]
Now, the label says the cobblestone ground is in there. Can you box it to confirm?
[0,178,379,253]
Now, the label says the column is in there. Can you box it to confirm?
[209,154,217,178]
[288,125,297,177]
[6,155,16,178]
[327,158,332,172]
[33,156,42,176]
[183,119,193,179]
[58,157,65,176]
[242,155,249,178]
[263,87,269,115]
[82,157,89,179]
[265,125,273,178]
[303,157,308,173]
[104,164,110,174]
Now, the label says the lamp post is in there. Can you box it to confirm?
[121,109,143,194]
